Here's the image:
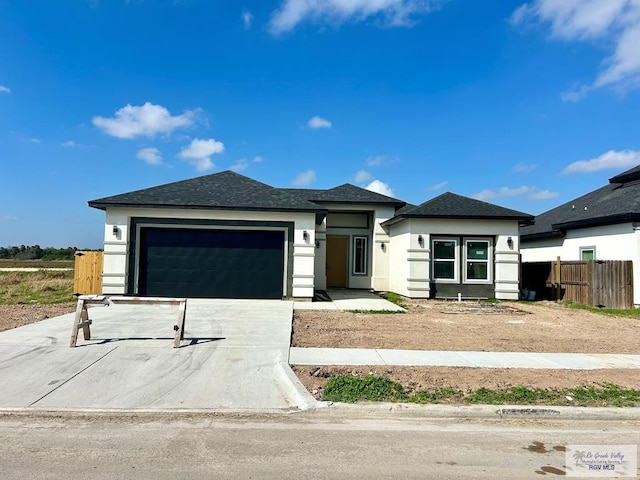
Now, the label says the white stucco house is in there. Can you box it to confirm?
[89,171,532,301]
[520,164,640,306]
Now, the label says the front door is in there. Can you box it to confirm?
[326,237,348,288]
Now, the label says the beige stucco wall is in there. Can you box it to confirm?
[387,221,412,297]
[101,207,317,299]
[315,204,395,292]
[388,218,522,300]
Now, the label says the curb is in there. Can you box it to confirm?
[313,401,640,421]
[276,355,319,411]
[0,406,305,417]
[1,402,639,421]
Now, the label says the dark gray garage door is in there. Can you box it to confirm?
[138,227,285,299]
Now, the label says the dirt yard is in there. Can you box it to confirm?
[0,303,76,331]
[292,299,640,393]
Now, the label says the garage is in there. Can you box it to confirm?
[137,227,285,299]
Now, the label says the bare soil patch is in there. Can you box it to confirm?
[293,300,639,354]
[292,299,640,396]
[0,303,76,331]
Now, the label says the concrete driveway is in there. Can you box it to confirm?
[0,299,316,412]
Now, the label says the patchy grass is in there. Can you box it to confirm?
[561,301,640,319]
[0,270,74,305]
[323,375,408,403]
[480,298,499,304]
[322,375,640,407]
[380,292,407,308]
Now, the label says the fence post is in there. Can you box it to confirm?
[555,256,561,301]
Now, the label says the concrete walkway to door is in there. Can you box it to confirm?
[0,299,315,413]
[294,289,406,312]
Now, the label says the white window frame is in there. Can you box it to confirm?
[580,247,596,261]
[431,238,459,283]
[463,238,493,284]
[353,236,368,275]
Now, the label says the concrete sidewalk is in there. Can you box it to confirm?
[0,299,316,412]
[290,347,640,369]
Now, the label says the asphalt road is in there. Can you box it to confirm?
[1,410,638,479]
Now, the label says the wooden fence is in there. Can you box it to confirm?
[521,258,633,309]
[73,251,104,296]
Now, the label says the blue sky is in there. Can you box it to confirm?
[1,0,640,248]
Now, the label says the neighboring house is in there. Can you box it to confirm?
[520,164,640,305]
[89,171,532,301]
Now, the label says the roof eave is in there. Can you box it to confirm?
[88,202,327,216]
[551,213,640,231]
[311,199,406,207]
[381,213,533,227]
[520,230,565,242]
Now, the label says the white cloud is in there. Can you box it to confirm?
[429,180,448,190]
[231,156,262,171]
[268,0,438,34]
[61,140,79,147]
[28,138,41,144]
[511,0,640,97]
[512,162,537,173]
[292,169,316,186]
[354,170,373,183]
[0,85,10,94]
[242,10,254,29]
[365,155,386,167]
[562,149,640,174]
[307,115,332,129]
[529,189,560,200]
[93,102,196,139]
[178,138,224,171]
[365,179,395,197]
[561,84,593,102]
[137,147,163,165]
[230,159,249,172]
[473,185,559,201]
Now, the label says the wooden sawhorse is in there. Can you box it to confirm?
[70,296,187,348]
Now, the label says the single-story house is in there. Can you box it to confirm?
[89,171,532,301]
[520,164,640,305]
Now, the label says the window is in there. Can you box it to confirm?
[580,247,595,261]
[353,236,367,275]
[465,240,490,282]
[432,239,458,282]
[432,237,492,284]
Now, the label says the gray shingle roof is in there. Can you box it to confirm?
[382,192,533,226]
[609,164,640,184]
[89,171,406,214]
[89,171,324,212]
[521,164,640,239]
[285,184,405,206]
[89,172,533,226]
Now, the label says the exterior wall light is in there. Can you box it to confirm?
[381,242,386,252]
[303,230,309,242]
[507,236,514,249]
[418,235,424,247]
[112,225,119,236]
